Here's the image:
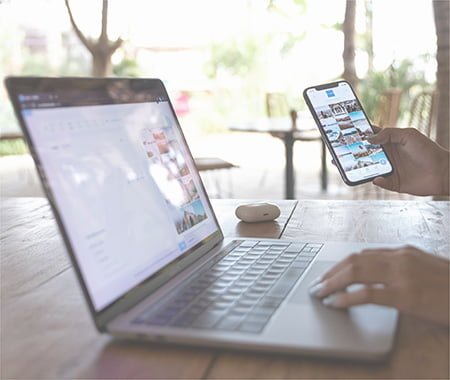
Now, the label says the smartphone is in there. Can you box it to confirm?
[303,80,393,186]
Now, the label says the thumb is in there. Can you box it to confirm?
[368,128,406,145]
[373,176,396,192]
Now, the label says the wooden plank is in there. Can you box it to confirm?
[1,268,214,379]
[282,200,449,257]
[208,200,450,379]
[0,198,71,300]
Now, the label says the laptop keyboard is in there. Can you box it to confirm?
[133,240,322,334]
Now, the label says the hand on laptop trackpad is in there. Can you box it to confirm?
[288,261,335,305]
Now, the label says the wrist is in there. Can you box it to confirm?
[439,150,450,196]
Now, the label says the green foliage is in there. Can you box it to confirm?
[205,38,263,79]
[267,0,307,15]
[21,54,58,76]
[280,31,306,56]
[329,22,343,31]
[113,58,141,77]
[358,70,386,120]
[359,57,433,121]
[0,139,28,156]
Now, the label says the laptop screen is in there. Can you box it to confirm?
[13,79,220,311]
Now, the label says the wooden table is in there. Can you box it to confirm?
[1,197,449,379]
[229,117,327,199]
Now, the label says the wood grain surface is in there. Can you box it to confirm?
[1,197,448,379]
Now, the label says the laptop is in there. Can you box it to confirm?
[5,77,398,360]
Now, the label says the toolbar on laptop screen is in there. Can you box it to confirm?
[18,83,219,311]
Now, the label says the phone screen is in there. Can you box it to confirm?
[304,81,393,185]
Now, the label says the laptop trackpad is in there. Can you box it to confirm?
[288,261,335,304]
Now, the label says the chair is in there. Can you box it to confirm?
[266,93,291,118]
[407,90,439,139]
[373,88,402,128]
[265,93,328,194]
[194,157,238,198]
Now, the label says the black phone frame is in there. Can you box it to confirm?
[303,80,394,186]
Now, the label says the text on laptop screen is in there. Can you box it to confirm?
[19,84,219,311]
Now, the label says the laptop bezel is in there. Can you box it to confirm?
[4,76,225,331]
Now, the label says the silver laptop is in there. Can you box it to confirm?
[5,77,398,361]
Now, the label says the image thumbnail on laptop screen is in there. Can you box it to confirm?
[15,79,219,311]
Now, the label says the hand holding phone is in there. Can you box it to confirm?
[303,81,393,186]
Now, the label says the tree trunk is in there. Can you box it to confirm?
[65,0,122,77]
[365,0,374,73]
[342,0,359,91]
[92,49,113,76]
[433,0,449,150]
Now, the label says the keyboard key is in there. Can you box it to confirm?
[266,267,305,298]
[250,284,270,293]
[233,264,250,271]
[230,305,252,315]
[276,256,295,262]
[186,304,206,315]
[208,301,231,311]
[237,298,258,308]
[291,260,310,269]
[144,314,169,326]
[250,263,268,271]
[280,252,297,258]
[171,298,191,308]
[216,315,243,330]
[226,286,247,295]
[217,293,240,303]
[239,241,258,248]
[234,279,252,287]
[254,278,274,287]
[238,321,265,333]
[261,273,280,281]
[251,306,276,317]
[220,274,240,282]
[257,296,283,308]
[192,310,224,328]
[244,313,271,324]
[247,268,265,276]
[197,293,218,303]
[241,292,262,300]
[285,243,306,252]
[270,242,290,247]
[300,251,316,257]
[306,243,323,249]
[195,298,212,309]
[173,312,198,327]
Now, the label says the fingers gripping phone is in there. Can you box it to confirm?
[303,80,393,186]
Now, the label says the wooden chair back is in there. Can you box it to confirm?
[407,90,439,138]
[374,88,402,128]
[265,93,296,130]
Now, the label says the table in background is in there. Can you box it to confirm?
[229,117,327,199]
[1,197,449,379]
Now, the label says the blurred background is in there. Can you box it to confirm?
[0,0,448,200]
